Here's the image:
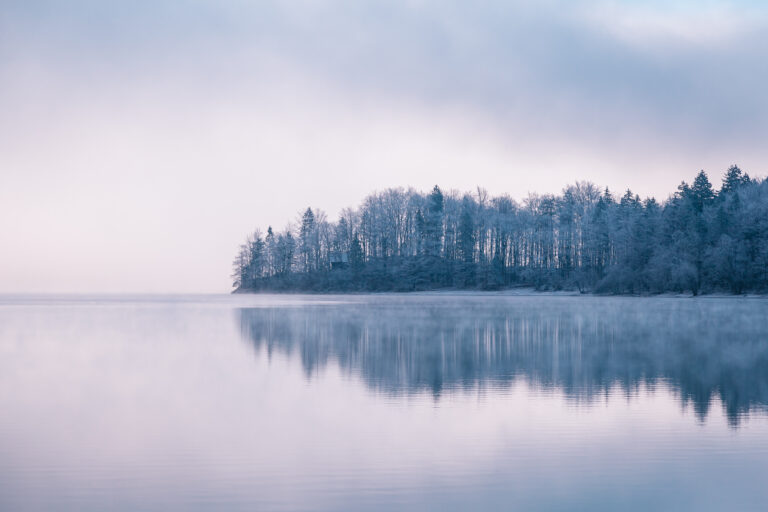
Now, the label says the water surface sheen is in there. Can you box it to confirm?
[1,294,767,511]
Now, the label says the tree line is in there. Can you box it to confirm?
[232,166,768,294]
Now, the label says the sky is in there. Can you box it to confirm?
[1,0,767,293]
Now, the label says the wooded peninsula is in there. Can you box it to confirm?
[233,166,767,294]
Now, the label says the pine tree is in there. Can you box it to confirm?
[720,165,750,197]
[299,207,315,273]
[349,234,364,271]
[691,170,715,212]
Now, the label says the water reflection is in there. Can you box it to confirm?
[238,296,768,426]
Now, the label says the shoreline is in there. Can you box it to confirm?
[233,287,768,298]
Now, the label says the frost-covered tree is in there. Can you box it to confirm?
[232,166,768,294]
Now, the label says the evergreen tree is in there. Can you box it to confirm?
[720,165,750,197]
[425,185,444,258]
[691,170,715,212]
[299,207,316,273]
[349,234,364,271]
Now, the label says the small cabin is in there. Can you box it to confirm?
[330,251,350,270]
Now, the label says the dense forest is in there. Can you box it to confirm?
[232,166,768,294]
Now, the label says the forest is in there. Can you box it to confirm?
[232,166,768,294]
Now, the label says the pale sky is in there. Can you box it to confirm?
[1,0,767,293]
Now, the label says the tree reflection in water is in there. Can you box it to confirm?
[237,296,768,427]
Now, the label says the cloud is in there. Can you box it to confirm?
[4,0,767,147]
[578,0,767,46]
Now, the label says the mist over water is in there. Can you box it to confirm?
[2,294,768,511]
[238,295,768,426]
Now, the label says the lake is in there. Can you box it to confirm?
[1,293,767,511]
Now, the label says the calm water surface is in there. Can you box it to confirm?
[1,294,768,511]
